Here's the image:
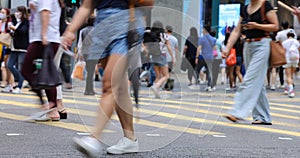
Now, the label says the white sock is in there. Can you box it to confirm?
[289,84,293,92]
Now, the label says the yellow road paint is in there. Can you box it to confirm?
[0,100,221,135]
[1,92,300,137]
[0,111,113,133]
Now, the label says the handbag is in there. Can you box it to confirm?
[226,48,237,66]
[204,35,218,57]
[0,33,12,48]
[180,56,189,71]
[269,41,286,67]
[213,50,218,57]
[127,0,141,49]
[32,44,62,89]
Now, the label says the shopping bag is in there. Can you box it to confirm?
[226,48,237,66]
[0,33,12,48]
[71,60,86,80]
[32,44,62,89]
[269,41,286,67]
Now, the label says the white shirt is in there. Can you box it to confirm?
[159,33,169,54]
[276,29,297,42]
[166,34,178,62]
[282,38,300,63]
[29,0,61,43]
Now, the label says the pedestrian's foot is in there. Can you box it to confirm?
[65,83,72,89]
[224,114,243,123]
[24,108,57,122]
[84,91,95,95]
[73,136,104,158]
[106,137,139,155]
[146,83,153,87]
[150,85,160,98]
[252,120,272,125]
[288,91,295,98]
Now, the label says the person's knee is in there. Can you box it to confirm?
[102,78,112,94]
[7,62,14,71]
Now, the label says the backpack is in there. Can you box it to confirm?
[144,32,162,56]
[288,44,299,61]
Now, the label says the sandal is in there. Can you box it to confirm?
[58,109,67,119]
[224,114,244,123]
[252,120,272,125]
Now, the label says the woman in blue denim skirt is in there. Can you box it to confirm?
[222,0,279,125]
[62,0,153,157]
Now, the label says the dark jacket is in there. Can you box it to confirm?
[12,20,29,50]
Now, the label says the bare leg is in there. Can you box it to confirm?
[92,54,135,140]
[235,65,243,83]
[155,66,169,87]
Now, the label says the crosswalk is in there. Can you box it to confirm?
[0,87,300,138]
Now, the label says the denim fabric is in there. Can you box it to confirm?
[7,51,25,89]
[86,8,145,60]
[228,38,272,123]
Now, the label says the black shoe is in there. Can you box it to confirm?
[94,75,100,82]
[146,83,153,87]
[84,91,95,95]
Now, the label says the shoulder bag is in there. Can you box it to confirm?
[260,1,286,67]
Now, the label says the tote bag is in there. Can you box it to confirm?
[269,41,286,67]
[32,44,62,89]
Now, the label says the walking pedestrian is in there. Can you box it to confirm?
[0,8,16,93]
[183,27,198,86]
[76,16,97,95]
[195,25,215,91]
[22,0,62,121]
[7,6,29,94]
[62,0,153,156]
[282,32,300,98]
[222,0,279,125]
[148,21,175,98]
[164,25,178,90]
[210,29,222,90]
[276,21,297,89]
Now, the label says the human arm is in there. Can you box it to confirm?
[222,17,243,57]
[166,41,175,65]
[41,10,50,45]
[245,10,279,32]
[195,45,201,64]
[292,6,300,22]
[62,0,95,49]
[12,20,29,34]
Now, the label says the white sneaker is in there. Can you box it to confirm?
[150,85,160,98]
[205,87,212,92]
[2,85,12,93]
[106,137,139,155]
[288,91,295,98]
[284,87,288,95]
[270,85,276,91]
[211,87,216,91]
[12,88,21,94]
[73,136,103,158]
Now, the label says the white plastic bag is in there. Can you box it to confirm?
[71,60,86,80]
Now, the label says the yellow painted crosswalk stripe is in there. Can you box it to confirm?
[0,100,221,135]
[0,111,113,133]
[2,98,300,137]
